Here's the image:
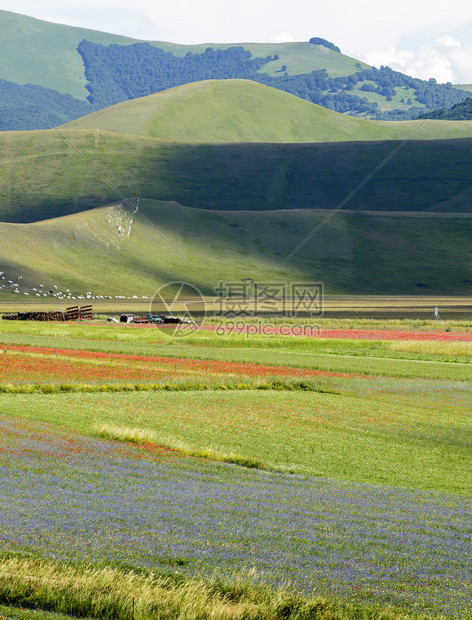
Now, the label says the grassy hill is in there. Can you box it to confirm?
[2,72,472,297]
[2,127,472,223]
[62,79,472,143]
[1,119,472,296]
[1,199,471,297]
[0,10,142,100]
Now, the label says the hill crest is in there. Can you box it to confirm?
[62,79,472,144]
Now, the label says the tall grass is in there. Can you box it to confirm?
[0,379,332,395]
[92,423,267,470]
[390,340,472,357]
[0,557,442,620]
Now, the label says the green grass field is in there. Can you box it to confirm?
[1,319,471,381]
[0,319,471,618]
[1,384,470,494]
[0,320,470,494]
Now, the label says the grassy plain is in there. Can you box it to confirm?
[1,384,470,494]
[0,318,471,618]
[2,297,472,320]
[0,320,470,491]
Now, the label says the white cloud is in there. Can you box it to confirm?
[361,37,472,84]
[272,32,296,43]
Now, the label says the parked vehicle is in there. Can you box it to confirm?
[145,314,165,323]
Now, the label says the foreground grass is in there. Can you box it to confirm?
[1,320,471,617]
[0,556,451,620]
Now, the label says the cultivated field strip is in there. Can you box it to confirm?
[1,417,471,616]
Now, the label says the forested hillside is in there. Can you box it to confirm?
[79,41,470,121]
[0,79,92,130]
[419,97,472,120]
[79,42,273,108]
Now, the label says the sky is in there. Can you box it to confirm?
[3,0,472,83]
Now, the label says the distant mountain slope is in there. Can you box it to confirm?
[78,39,469,120]
[0,10,141,99]
[1,9,471,130]
[1,200,471,296]
[2,128,472,223]
[62,80,472,143]
[0,10,366,97]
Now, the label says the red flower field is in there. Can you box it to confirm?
[0,345,364,384]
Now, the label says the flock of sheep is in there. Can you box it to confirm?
[0,272,148,301]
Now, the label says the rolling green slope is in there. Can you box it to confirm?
[2,128,472,223]
[0,10,142,99]
[455,84,472,92]
[62,79,472,143]
[0,200,471,296]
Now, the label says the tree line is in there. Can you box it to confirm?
[78,41,471,120]
[0,79,92,130]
